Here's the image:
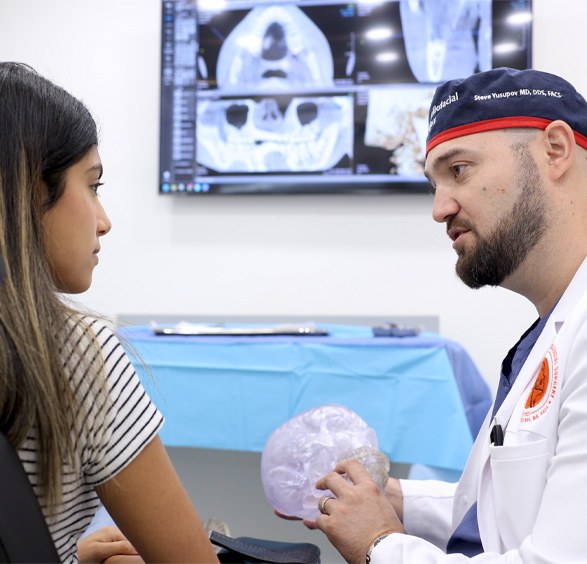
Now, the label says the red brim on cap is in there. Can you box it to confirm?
[426,115,587,155]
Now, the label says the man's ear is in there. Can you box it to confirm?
[544,120,576,180]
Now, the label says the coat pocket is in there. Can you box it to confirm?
[489,437,548,549]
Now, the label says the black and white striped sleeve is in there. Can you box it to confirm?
[78,318,164,485]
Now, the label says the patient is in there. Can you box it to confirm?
[0,62,218,562]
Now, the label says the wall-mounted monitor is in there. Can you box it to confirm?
[159,0,532,195]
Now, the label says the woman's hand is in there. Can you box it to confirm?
[77,526,143,563]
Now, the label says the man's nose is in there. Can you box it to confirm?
[432,185,460,224]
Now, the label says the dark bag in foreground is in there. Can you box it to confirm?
[210,531,321,564]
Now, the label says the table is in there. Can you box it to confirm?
[119,324,491,472]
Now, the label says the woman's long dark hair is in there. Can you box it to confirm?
[0,62,102,510]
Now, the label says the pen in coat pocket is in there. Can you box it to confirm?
[490,417,504,446]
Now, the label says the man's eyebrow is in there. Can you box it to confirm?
[428,147,466,172]
[425,145,483,177]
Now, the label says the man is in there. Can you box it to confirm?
[311,67,587,562]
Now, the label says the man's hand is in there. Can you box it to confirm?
[313,459,405,564]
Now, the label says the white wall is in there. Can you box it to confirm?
[0,0,583,392]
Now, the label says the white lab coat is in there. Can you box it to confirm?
[371,257,587,563]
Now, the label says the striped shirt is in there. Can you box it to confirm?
[17,317,164,562]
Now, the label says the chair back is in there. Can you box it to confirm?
[0,432,59,562]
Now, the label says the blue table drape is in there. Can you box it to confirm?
[118,324,491,471]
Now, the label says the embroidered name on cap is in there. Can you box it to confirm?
[473,89,562,101]
[425,67,587,155]
[520,345,559,423]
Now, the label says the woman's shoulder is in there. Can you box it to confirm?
[63,313,119,346]
[61,314,128,383]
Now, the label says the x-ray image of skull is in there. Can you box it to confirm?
[214,5,335,90]
[197,95,352,173]
[399,0,492,83]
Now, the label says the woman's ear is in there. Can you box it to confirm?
[543,120,576,180]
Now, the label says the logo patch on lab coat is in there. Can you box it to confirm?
[521,345,559,422]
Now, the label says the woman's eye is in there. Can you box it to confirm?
[90,182,104,195]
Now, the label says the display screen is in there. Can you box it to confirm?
[159,0,532,195]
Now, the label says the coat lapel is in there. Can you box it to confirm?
[454,257,587,548]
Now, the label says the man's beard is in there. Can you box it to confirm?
[453,148,547,289]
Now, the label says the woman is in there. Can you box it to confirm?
[0,62,218,563]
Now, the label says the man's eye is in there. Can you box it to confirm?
[451,164,466,178]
